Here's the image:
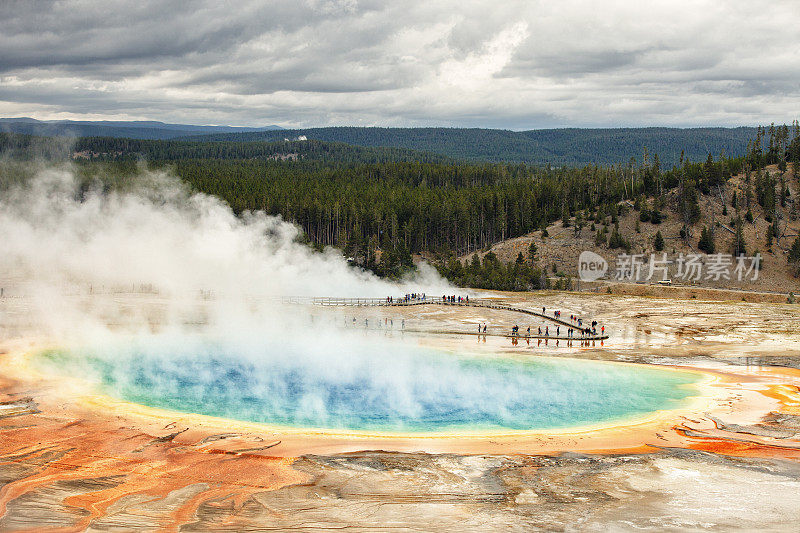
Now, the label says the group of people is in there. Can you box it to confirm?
[509,324,595,338]
[384,293,428,303]
[367,299,605,339]
[385,293,472,304]
[539,306,605,338]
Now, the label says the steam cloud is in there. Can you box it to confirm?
[0,160,454,348]
[0,160,480,430]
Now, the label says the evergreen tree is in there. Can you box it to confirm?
[608,224,630,251]
[698,226,715,254]
[732,219,747,257]
[595,228,607,247]
[528,241,537,261]
[654,231,665,251]
[789,237,800,263]
[650,208,663,224]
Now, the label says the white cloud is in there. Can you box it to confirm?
[0,0,797,128]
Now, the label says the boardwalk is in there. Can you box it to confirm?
[280,296,609,340]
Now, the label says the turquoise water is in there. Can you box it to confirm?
[37,340,700,433]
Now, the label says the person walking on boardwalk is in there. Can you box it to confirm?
[483,324,487,333]
[601,325,605,336]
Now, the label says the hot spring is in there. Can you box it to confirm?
[35,336,701,433]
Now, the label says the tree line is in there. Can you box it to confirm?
[3,122,799,288]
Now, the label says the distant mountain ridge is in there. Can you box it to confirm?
[0,117,283,140]
[179,126,760,167]
[0,132,453,165]
[0,118,763,166]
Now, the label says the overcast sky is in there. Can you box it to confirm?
[1,0,798,129]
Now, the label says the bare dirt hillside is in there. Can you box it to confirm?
[460,165,800,296]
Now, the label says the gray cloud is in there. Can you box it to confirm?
[0,0,798,128]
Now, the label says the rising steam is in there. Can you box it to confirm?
[0,160,482,431]
[0,160,448,341]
